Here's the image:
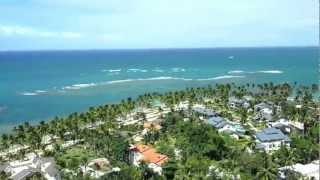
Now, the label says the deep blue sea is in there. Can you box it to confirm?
[0,47,318,132]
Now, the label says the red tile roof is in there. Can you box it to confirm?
[131,144,168,166]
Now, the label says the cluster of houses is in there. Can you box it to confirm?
[0,153,59,180]
[0,96,315,179]
[278,160,319,180]
[129,144,169,174]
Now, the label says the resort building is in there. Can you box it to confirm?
[268,118,304,134]
[207,116,246,138]
[129,144,168,174]
[143,122,161,130]
[255,128,291,152]
[228,97,250,109]
[192,106,217,118]
[4,153,59,180]
[254,104,273,122]
[278,160,319,180]
[80,158,116,179]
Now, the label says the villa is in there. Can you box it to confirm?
[80,158,115,179]
[192,106,217,118]
[129,144,168,174]
[228,97,250,109]
[255,128,291,152]
[268,118,304,134]
[253,103,273,121]
[143,122,162,130]
[278,160,319,180]
[4,153,59,180]
[207,116,246,138]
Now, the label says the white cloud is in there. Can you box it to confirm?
[0,25,84,39]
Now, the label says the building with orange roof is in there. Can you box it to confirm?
[143,122,162,130]
[129,144,168,174]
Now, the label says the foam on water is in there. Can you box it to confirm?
[101,69,122,73]
[63,83,97,90]
[257,70,283,74]
[127,68,148,73]
[197,75,245,81]
[171,67,186,72]
[228,70,283,74]
[228,70,245,74]
[21,92,39,96]
[152,69,165,73]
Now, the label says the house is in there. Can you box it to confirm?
[80,158,111,178]
[254,102,272,111]
[228,97,250,109]
[268,118,304,134]
[192,107,217,118]
[4,153,59,180]
[129,144,168,174]
[141,122,162,136]
[278,160,319,180]
[207,117,246,138]
[175,101,189,111]
[254,107,273,122]
[253,102,275,121]
[255,128,291,152]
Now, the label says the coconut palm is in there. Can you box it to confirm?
[255,152,278,180]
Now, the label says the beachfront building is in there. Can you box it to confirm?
[255,128,291,152]
[3,153,59,180]
[268,118,304,134]
[207,116,246,139]
[253,102,273,121]
[192,106,217,119]
[228,97,250,109]
[79,158,118,179]
[129,144,168,174]
[278,160,319,180]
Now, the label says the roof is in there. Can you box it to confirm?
[131,144,168,166]
[207,116,227,129]
[255,102,272,110]
[228,97,244,104]
[261,108,273,114]
[279,160,319,177]
[193,107,217,117]
[11,168,36,180]
[144,122,161,130]
[256,128,291,142]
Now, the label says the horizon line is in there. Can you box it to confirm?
[0,45,318,52]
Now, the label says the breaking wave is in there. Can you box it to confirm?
[257,70,283,74]
[228,70,244,74]
[228,70,283,74]
[101,69,121,73]
[127,68,148,73]
[197,75,245,81]
[171,67,186,73]
[20,90,48,96]
[63,83,97,90]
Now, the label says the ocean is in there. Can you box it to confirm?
[0,47,318,133]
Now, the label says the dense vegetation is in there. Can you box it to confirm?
[0,82,318,179]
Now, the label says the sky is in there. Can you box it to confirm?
[0,0,318,50]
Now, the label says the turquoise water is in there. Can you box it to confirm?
[0,47,318,132]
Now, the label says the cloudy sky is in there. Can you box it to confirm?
[0,0,318,50]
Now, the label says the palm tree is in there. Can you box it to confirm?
[255,152,278,180]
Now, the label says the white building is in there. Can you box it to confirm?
[278,160,319,180]
[268,118,304,134]
[255,128,291,152]
[254,107,273,121]
[129,144,168,175]
[4,153,59,180]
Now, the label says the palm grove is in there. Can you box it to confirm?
[0,82,319,179]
